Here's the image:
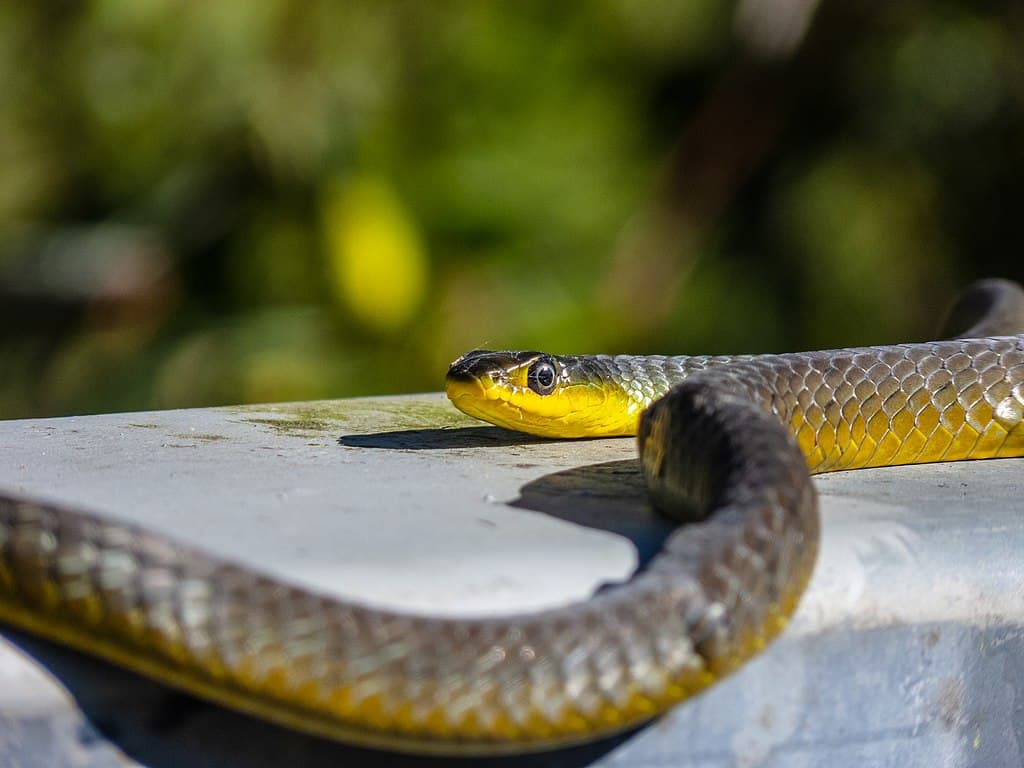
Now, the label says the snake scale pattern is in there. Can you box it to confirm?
[0,280,1022,754]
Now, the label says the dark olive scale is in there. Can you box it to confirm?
[544,354,756,407]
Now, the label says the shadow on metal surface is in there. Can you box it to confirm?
[338,428,669,567]
[338,426,554,450]
[2,627,641,768]
[511,460,673,569]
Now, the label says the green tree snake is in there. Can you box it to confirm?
[0,279,1022,754]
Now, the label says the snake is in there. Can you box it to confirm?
[0,279,1022,755]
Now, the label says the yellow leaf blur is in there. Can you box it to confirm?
[321,175,427,332]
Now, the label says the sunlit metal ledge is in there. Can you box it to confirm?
[0,394,1021,768]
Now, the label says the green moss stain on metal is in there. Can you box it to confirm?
[227,398,479,438]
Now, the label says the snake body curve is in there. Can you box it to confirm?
[1,287,1023,754]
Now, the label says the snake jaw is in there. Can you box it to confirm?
[445,376,537,431]
[446,350,529,428]
[446,350,570,434]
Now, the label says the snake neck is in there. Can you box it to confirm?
[571,354,712,417]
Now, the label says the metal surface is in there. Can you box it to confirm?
[0,395,1021,767]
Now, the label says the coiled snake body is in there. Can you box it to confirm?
[1,280,1023,754]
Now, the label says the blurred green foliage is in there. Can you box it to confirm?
[0,1,1022,419]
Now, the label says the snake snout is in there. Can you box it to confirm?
[446,356,504,397]
[447,350,507,381]
[446,349,546,390]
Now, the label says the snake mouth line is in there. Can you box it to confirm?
[446,375,503,403]
[446,377,535,432]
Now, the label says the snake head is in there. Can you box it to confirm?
[445,349,641,438]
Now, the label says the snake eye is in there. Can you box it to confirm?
[527,360,557,395]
